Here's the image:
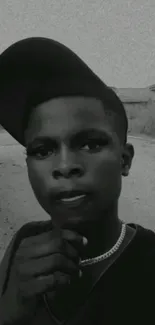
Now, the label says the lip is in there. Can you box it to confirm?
[60,194,87,208]
[55,190,89,209]
[55,190,87,200]
[61,194,86,202]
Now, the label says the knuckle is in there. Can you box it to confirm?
[16,262,32,281]
[16,264,26,279]
[15,245,30,262]
[53,253,64,268]
[19,282,33,299]
[63,230,83,245]
[53,272,69,287]
[69,260,77,272]
[18,283,26,298]
[53,254,77,272]
[55,238,65,251]
[38,274,55,293]
[68,244,77,258]
[20,237,30,248]
[15,247,24,260]
[12,258,22,276]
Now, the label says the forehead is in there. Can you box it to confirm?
[26,96,114,140]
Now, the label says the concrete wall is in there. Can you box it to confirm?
[124,100,155,136]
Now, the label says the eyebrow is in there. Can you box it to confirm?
[26,128,110,147]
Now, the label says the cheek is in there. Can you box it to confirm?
[90,152,122,191]
[27,161,50,195]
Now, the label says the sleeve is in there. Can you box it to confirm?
[0,219,52,297]
[0,231,19,297]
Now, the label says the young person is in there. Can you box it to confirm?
[0,37,154,324]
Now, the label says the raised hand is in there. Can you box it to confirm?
[0,226,87,324]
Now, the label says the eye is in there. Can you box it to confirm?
[26,145,54,159]
[80,138,108,152]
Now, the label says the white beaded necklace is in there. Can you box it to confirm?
[79,222,126,267]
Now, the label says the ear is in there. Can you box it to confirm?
[121,143,134,177]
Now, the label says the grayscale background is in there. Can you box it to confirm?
[0,0,155,260]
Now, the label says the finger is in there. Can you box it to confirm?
[16,238,79,262]
[62,229,88,251]
[20,228,54,248]
[19,272,70,298]
[20,228,87,250]
[17,254,78,280]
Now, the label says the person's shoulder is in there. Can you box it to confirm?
[128,223,155,261]
[128,223,155,242]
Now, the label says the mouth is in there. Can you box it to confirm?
[55,190,88,208]
[61,194,86,202]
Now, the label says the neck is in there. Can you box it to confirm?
[80,205,122,260]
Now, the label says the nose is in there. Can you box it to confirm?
[52,148,85,179]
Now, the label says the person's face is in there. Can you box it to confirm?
[25,96,133,229]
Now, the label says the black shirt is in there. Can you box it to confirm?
[0,222,155,324]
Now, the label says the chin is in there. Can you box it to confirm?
[62,215,98,236]
[50,211,93,231]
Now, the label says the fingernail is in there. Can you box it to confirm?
[83,237,88,245]
[79,270,82,278]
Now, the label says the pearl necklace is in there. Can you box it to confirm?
[79,222,126,267]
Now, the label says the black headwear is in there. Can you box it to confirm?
[0,37,127,146]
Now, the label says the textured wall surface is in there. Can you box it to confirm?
[0,0,155,87]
